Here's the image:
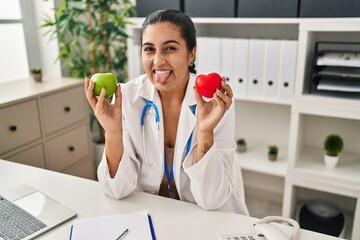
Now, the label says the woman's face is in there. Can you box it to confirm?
[141,22,195,94]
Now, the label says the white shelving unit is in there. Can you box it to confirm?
[126,17,360,239]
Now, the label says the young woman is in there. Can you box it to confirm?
[84,9,248,215]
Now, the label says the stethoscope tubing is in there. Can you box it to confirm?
[141,100,196,167]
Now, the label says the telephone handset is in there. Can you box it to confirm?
[218,216,300,240]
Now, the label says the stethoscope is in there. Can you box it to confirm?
[141,100,196,195]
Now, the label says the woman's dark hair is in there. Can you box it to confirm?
[140,9,197,74]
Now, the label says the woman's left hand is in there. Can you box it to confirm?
[194,77,234,134]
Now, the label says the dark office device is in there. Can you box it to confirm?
[237,0,298,18]
[299,0,360,18]
[184,0,235,17]
[136,0,181,17]
[309,41,360,99]
[299,199,345,237]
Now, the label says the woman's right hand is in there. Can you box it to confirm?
[84,77,123,136]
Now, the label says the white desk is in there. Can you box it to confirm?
[0,159,342,240]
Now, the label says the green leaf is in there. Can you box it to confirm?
[56,1,66,19]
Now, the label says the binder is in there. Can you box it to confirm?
[248,39,265,97]
[279,40,298,100]
[196,37,221,75]
[263,40,281,99]
[233,39,249,97]
[221,38,236,90]
[196,37,207,75]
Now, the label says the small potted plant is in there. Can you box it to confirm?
[31,68,42,82]
[324,134,344,169]
[268,145,278,161]
[236,138,247,153]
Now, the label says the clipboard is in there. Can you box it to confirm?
[69,210,156,240]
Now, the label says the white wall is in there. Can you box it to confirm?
[33,0,61,77]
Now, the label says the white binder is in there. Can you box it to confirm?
[196,37,208,75]
[263,40,281,99]
[248,39,265,97]
[279,40,298,100]
[196,37,221,75]
[221,38,236,90]
[233,39,249,98]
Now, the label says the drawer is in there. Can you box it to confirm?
[5,144,46,169]
[47,125,90,171]
[41,87,87,135]
[0,100,42,154]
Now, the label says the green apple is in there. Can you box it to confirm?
[91,72,117,97]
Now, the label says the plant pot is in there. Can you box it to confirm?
[236,144,246,153]
[32,73,42,82]
[324,154,339,169]
[268,153,277,161]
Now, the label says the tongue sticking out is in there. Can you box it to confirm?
[155,70,171,83]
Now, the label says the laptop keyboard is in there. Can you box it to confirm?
[0,195,47,240]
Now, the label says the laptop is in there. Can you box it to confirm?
[0,184,77,240]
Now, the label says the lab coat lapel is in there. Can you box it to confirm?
[173,75,197,194]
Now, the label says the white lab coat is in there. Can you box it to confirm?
[98,74,249,215]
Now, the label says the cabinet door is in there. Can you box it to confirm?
[46,125,89,171]
[63,159,96,180]
[5,144,46,168]
[41,87,87,135]
[0,100,41,154]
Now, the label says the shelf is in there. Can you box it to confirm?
[293,146,360,192]
[126,17,360,29]
[0,77,82,105]
[235,96,292,106]
[294,95,360,120]
[236,143,288,177]
[126,17,360,240]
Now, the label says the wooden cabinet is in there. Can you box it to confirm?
[0,77,95,180]
[126,17,360,239]
[0,100,42,154]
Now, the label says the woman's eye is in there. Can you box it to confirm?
[143,47,154,52]
[165,46,176,52]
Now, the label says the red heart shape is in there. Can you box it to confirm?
[195,72,222,98]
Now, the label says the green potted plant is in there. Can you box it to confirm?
[41,0,135,167]
[31,68,42,82]
[324,134,344,168]
[236,138,247,153]
[268,145,278,161]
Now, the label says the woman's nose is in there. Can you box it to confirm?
[153,52,166,66]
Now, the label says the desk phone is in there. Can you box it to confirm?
[218,216,300,240]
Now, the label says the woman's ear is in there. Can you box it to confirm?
[190,47,196,64]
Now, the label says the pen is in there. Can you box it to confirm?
[116,228,128,240]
